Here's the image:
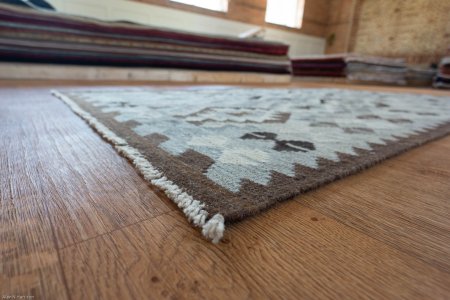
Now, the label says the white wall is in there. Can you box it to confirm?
[47,0,325,56]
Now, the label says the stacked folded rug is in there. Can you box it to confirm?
[290,54,346,77]
[406,67,436,87]
[0,3,291,74]
[434,57,450,88]
[291,54,407,85]
[346,55,406,85]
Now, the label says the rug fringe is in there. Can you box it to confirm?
[51,90,224,244]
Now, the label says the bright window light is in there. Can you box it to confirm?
[171,0,228,12]
[265,0,305,28]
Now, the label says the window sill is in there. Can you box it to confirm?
[265,22,303,32]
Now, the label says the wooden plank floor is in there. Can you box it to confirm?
[1,80,450,299]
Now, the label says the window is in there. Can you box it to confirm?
[170,0,228,12]
[265,0,305,29]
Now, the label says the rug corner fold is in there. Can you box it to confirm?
[51,89,225,244]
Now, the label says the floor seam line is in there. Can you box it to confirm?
[297,201,450,275]
[57,209,175,250]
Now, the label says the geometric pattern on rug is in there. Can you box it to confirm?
[55,88,450,242]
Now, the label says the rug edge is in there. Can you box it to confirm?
[51,90,225,244]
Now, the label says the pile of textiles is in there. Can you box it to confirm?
[0,3,291,74]
[406,67,436,87]
[291,54,407,85]
[290,54,347,77]
[346,55,406,85]
[434,57,450,88]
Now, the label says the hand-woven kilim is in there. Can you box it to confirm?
[53,88,450,243]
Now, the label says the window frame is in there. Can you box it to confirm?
[264,0,305,29]
[169,0,229,13]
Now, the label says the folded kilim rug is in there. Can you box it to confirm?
[53,88,450,243]
[0,4,290,74]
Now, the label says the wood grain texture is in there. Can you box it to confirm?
[1,89,173,249]
[0,96,69,299]
[1,81,450,299]
[299,138,450,272]
[59,207,450,300]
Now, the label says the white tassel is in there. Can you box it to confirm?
[202,214,225,244]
